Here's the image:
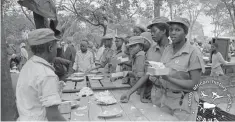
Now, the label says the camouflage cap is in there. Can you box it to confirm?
[126,36,145,47]
[167,17,190,29]
[28,28,59,46]
[140,32,153,44]
[147,17,169,29]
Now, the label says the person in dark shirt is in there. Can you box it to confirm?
[53,57,73,81]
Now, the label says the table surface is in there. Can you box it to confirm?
[62,88,179,121]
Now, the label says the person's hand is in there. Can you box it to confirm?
[145,61,151,66]
[149,75,159,82]
[120,93,130,103]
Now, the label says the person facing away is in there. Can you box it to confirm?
[210,43,229,77]
[72,40,95,73]
[16,28,66,121]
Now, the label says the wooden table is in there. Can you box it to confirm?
[62,89,178,121]
[61,74,178,121]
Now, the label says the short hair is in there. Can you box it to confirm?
[152,23,169,37]
[30,40,56,55]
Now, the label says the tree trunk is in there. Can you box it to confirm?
[154,0,162,17]
[33,12,46,29]
[168,0,173,20]
[1,4,19,121]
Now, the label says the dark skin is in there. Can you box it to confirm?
[161,23,201,90]
[115,38,124,51]
[33,41,66,121]
[120,25,169,103]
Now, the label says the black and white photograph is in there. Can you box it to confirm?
[1,0,235,121]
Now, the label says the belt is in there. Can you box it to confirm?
[164,89,190,106]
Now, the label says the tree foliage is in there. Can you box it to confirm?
[203,0,235,36]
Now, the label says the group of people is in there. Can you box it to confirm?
[15,16,233,121]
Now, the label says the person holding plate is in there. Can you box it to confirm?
[158,17,205,121]
[120,17,170,104]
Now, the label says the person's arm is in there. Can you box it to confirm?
[41,76,65,121]
[162,50,204,90]
[130,54,145,78]
[126,75,149,95]
[218,52,229,65]
[162,69,201,90]
[46,105,66,121]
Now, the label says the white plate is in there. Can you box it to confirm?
[73,72,85,76]
[69,77,84,81]
[90,76,104,80]
[90,70,99,74]
[98,109,122,118]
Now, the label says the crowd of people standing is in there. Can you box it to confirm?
[14,15,235,121]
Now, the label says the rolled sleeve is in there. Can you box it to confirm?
[188,50,205,73]
[40,76,61,107]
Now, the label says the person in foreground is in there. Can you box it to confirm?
[120,17,170,104]
[16,28,66,121]
[157,17,205,121]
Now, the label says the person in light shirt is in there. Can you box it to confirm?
[72,40,95,72]
[16,28,66,121]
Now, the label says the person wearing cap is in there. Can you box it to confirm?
[122,36,151,102]
[133,25,146,36]
[89,34,115,72]
[120,17,170,104]
[16,28,66,121]
[72,39,95,73]
[158,17,205,121]
[108,35,125,73]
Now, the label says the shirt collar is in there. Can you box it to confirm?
[31,55,55,71]
[170,40,191,57]
[153,40,170,52]
[116,49,122,55]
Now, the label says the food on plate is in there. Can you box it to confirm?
[94,90,117,105]
[76,87,93,97]
[147,61,166,69]
[98,108,122,118]
[146,61,170,76]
